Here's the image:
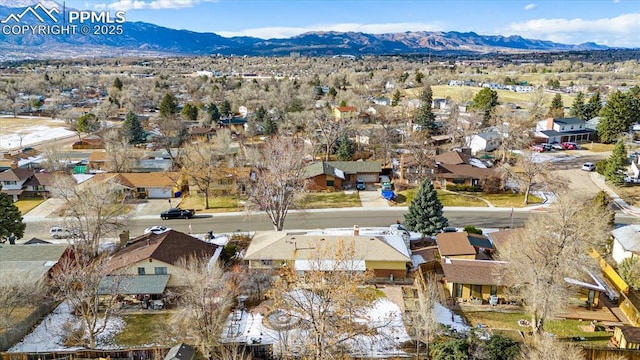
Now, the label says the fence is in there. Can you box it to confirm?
[1,347,168,360]
[0,302,59,351]
[592,250,640,327]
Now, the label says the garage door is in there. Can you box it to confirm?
[358,173,379,183]
[148,187,172,198]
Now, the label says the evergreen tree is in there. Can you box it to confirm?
[112,77,123,91]
[0,186,25,243]
[546,93,565,119]
[207,103,220,123]
[628,86,640,124]
[159,93,178,119]
[122,111,145,144]
[220,99,232,117]
[470,87,499,127]
[604,139,627,185]
[335,133,354,161]
[255,105,267,121]
[392,89,401,107]
[263,116,278,136]
[181,103,198,121]
[583,91,602,120]
[404,179,448,236]
[327,87,338,99]
[619,257,640,290]
[569,91,586,120]
[598,90,633,144]
[415,70,424,84]
[414,85,436,130]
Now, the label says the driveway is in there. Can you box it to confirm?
[358,188,390,208]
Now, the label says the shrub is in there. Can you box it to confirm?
[464,225,483,234]
[446,184,481,192]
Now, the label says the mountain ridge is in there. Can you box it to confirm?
[0,1,613,60]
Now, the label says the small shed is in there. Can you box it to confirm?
[612,326,640,349]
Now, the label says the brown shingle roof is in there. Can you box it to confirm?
[88,151,108,162]
[487,229,524,252]
[24,172,53,187]
[441,258,509,286]
[0,168,33,181]
[436,232,476,256]
[437,163,500,179]
[434,151,470,165]
[620,326,640,343]
[105,230,217,273]
[92,172,178,188]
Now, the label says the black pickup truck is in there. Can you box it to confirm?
[160,208,195,220]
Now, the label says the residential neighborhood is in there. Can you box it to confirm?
[1,27,640,360]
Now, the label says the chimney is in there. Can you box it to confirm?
[353,225,359,236]
[118,230,129,248]
[546,117,554,130]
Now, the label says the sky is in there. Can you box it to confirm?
[58,0,640,47]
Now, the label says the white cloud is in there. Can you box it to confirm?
[501,13,640,47]
[524,3,537,11]
[216,22,444,39]
[93,0,217,11]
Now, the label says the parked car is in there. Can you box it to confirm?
[581,162,596,171]
[530,145,545,152]
[550,143,564,150]
[160,208,195,220]
[541,143,553,151]
[624,176,640,184]
[144,226,171,234]
[356,179,366,191]
[49,226,78,239]
[561,142,580,150]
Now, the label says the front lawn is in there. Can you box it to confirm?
[179,195,245,212]
[395,189,488,207]
[461,311,611,346]
[299,191,362,209]
[114,313,173,347]
[579,143,614,152]
[479,193,544,207]
[14,197,45,214]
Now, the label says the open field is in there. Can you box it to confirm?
[0,116,76,151]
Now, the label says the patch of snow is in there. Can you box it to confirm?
[8,301,125,352]
[433,303,469,333]
[0,120,76,151]
[469,158,487,168]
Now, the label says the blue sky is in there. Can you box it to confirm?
[63,0,639,47]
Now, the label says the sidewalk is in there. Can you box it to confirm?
[590,172,640,217]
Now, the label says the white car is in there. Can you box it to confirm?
[49,226,77,239]
[144,226,171,235]
[581,162,596,171]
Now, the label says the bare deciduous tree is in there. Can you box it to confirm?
[103,129,134,173]
[503,150,550,204]
[52,175,129,256]
[497,197,610,338]
[267,239,392,359]
[170,256,235,359]
[51,245,124,349]
[244,136,308,231]
[412,274,442,357]
[0,270,46,331]
[520,335,585,360]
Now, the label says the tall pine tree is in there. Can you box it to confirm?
[404,179,448,236]
[569,91,586,120]
[0,186,25,243]
[335,133,354,161]
[546,94,565,119]
[414,85,436,130]
[604,139,627,185]
[122,111,145,144]
[598,90,633,144]
[470,87,499,128]
[583,91,602,120]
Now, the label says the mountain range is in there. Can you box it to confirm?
[0,0,610,60]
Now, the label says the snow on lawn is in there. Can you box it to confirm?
[8,301,125,353]
[433,303,469,333]
[0,117,76,150]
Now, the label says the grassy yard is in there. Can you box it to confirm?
[461,311,611,346]
[299,191,362,209]
[394,189,541,208]
[179,195,245,212]
[14,197,45,214]
[114,313,173,347]
[579,143,614,152]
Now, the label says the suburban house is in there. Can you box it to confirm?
[0,243,72,285]
[88,151,108,171]
[23,172,53,198]
[611,326,640,349]
[436,231,495,260]
[333,106,358,121]
[611,225,640,265]
[91,172,185,199]
[534,117,592,144]
[303,162,345,191]
[0,168,36,201]
[441,258,509,303]
[303,161,382,190]
[104,230,220,289]
[0,149,43,171]
[72,135,105,149]
[466,130,502,155]
[189,126,216,141]
[432,150,501,189]
[244,229,412,280]
[217,116,247,133]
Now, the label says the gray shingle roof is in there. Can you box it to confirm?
[612,225,640,253]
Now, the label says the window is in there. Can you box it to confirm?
[154,267,167,275]
[453,178,465,185]
[490,285,497,296]
[472,285,482,299]
[455,283,463,298]
[570,125,574,130]
[4,181,17,185]
[260,260,273,266]
[326,179,335,187]
[137,267,146,275]
[35,185,46,191]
